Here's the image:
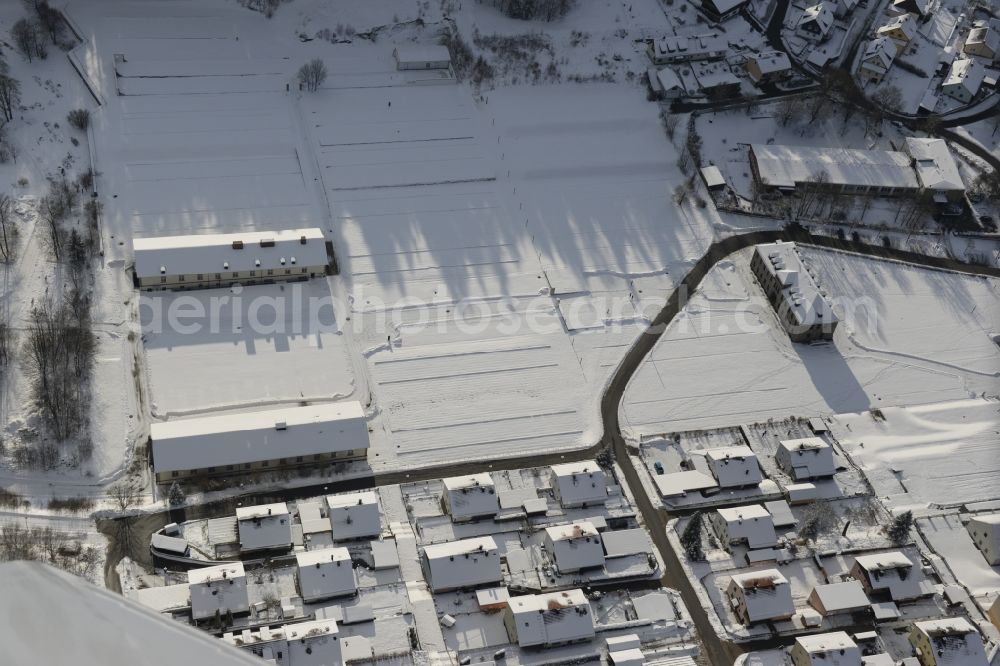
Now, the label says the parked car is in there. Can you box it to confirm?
[654,462,664,475]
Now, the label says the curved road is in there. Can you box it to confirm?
[101,227,1000,660]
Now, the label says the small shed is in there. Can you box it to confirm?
[701,166,726,191]
[393,45,452,70]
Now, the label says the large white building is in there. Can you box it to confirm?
[188,562,249,622]
[791,632,861,666]
[544,522,605,573]
[909,617,988,666]
[550,461,608,508]
[966,514,1000,565]
[726,569,795,625]
[504,589,595,648]
[423,536,502,592]
[327,492,381,541]
[151,402,369,483]
[134,228,328,291]
[776,437,836,480]
[296,548,357,602]
[710,504,778,550]
[750,242,839,343]
[706,445,762,488]
[442,473,499,521]
[904,138,966,199]
[236,503,293,553]
[750,144,919,196]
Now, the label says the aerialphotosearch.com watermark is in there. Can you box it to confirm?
[136,283,881,341]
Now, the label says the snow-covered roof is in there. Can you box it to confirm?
[942,57,986,96]
[296,547,357,601]
[749,51,792,74]
[657,67,684,92]
[764,500,797,527]
[544,522,605,572]
[651,34,727,59]
[728,569,794,622]
[443,473,499,520]
[188,562,245,585]
[133,228,327,279]
[424,536,501,591]
[751,144,918,191]
[912,618,988,665]
[654,470,718,498]
[809,580,870,613]
[752,242,839,329]
[0,562,259,666]
[151,533,189,555]
[852,552,925,601]
[904,138,965,192]
[609,648,645,666]
[602,528,653,558]
[236,503,292,552]
[545,521,601,542]
[853,551,912,571]
[795,632,860,661]
[778,437,836,479]
[551,461,608,507]
[507,589,595,647]
[704,0,749,14]
[393,45,451,65]
[476,586,510,608]
[706,445,762,488]
[188,563,249,621]
[327,491,381,540]
[714,504,778,549]
[861,37,896,70]
[966,25,1000,54]
[151,402,368,475]
[878,13,917,42]
[701,165,725,188]
[798,3,835,36]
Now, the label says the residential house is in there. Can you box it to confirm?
[327,492,381,541]
[134,228,328,291]
[296,548,357,602]
[544,522,605,573]
[423,536,502,592]
[504,589,595,648]
[236,503,292,553]
[706,445,763,488]
[791,632,861,666]
[550,461,608,508]
[835,0,859,18]
[941,57,986,104]
[889,0,927,18]
[858,37,897,85]
[903,138,965,200]
[850,552,926,602]
[647,66,686,100]
[442,473,499,522]
[710,504,778,550]
[877,14,917,55]
[647,34,727,65]
[726,569,795,625]
[188,562,249,622]
[698,0,750,22]
[908,618,988,666]
[797,3,835,42]
[964,22,1000,61]
[965,513,1000,565]
[776,438,836,480]
[224,619,344,666]
[746,51,793,84]
[150,402,369,484]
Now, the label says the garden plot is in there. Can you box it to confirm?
[621,250,995,438]
[141,282,354,416]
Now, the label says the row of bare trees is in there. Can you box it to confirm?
[0,522,101,581]
[11,0,71,63]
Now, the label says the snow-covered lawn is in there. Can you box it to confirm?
[621,248,999,438]
[829,398,1000,512]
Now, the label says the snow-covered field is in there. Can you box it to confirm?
[621,248,1000,438]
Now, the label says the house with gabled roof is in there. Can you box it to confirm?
[909,617,988,666]
[858,37,897,85]
[726,569,795,625]
[797,3,835,42]
[877,14,917,55]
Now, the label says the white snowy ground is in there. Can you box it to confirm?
[620,247,1000,438]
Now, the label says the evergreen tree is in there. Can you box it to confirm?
[888,510,913,545]
[681,512,704,561]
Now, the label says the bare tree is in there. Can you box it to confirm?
[871,85,902,114]
[11,19,46,63]
[297,58,327,92]
[32,1,66,45]
[776,95,804,127]
[67,108,89,131]
[0,312,14,367]
[0,75,20,123]
[38,177,77,260]
[0,193,17,263]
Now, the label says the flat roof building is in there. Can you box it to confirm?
[711,504,778,550]
[706,445,763,488]
[791,632,861,666]
[550,461,608,508]
[504,589,595,648]
[296,548,357,602]
[393,45,452,70]
[777,437,836,480]
[904,138,965,197]
[544,522,605,573]
[726,569,795,625]
[442,473,499,521]
[966,513,1000,565]
[236,503,292,553]
[749,144,919,195]
[188,562,249,622]
[151,402,369,484]
[423,536,502,592]
[327,492,381,541]
[750,242,839,343]
[134,228,327,291]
